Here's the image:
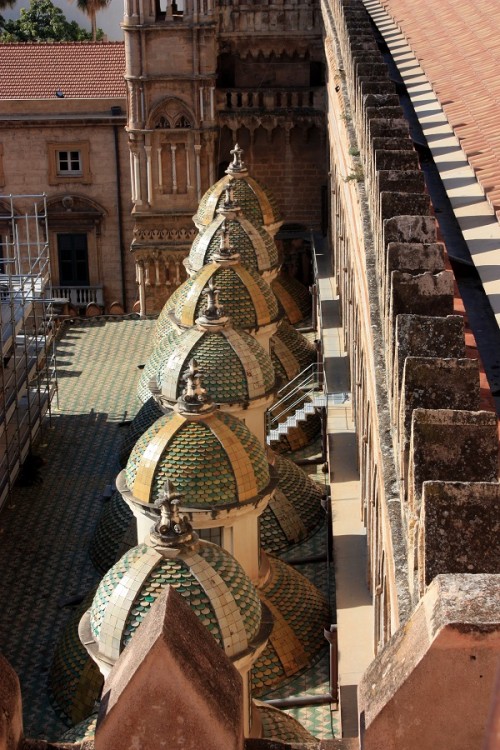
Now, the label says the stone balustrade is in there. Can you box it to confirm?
[217,88,324,112]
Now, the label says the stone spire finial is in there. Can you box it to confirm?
[226,144,248,176]
[150,479,196,549]
[176,359,216,416]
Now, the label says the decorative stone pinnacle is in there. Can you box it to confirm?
[203,278,224,320]
[226,144,247,175]
[151,479,195,548]
[212,222,240,264]
[176,359,215,415]
[196,279,230,330]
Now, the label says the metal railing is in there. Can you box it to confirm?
[266,361,324,433]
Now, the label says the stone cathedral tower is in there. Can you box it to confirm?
[123,0,326,314]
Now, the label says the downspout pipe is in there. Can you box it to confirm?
[113,122,127,310]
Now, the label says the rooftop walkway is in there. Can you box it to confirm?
[315,238,374,738]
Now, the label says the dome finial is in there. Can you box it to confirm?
[176,359,216,416]
[204,278,224,319]
[195,279,230,329]
[212,221,240,264]
[226,144,248,176]
[150,479,197,550]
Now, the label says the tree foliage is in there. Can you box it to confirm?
[72,0,110,42]
[0,0,103,41]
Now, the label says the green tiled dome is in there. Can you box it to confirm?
[260,455,325,555]
[89,540,262,660]
[174,263,280,332]
[188,215,279,275]
[258,703,317,745]
[270,322,316,384]
[59,714,98,743]
[89,491,134,576]
[194,173,282,234]
[137,327,184,403]
[271,274,312,325]
[138,325,276,406]
[125,409,270,508]
[118,397,164,468]
[153,284,185,344]
[49,590,103,727]
[252,555,329,696]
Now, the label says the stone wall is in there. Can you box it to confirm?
[321,0,500,649]
[0,113,135,312]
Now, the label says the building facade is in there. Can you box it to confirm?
[0,43,136,314]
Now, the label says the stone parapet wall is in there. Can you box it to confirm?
[322,0,500,646]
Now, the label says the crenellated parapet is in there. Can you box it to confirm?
[322,0,500,648]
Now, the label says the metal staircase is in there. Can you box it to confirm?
[266,362,327,444]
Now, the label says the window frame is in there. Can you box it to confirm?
[48,141,91,185]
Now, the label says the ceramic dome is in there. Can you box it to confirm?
[172,262,280,333]
[271,273,312,325]
[193,145,282,235]
[82,490,263,666]
[88,541,261,662]
[49,590,103,727]
[124,376,272,511]
[187,213,279,277]
[252,553,329,695]
[270,320,317,382]
[259,453,325,555]
[153,284,185,344]
[138,307,276,407]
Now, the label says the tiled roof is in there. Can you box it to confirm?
[0,42,125,99]
[380,0,500,213]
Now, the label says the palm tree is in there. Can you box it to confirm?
[73,0,110,41]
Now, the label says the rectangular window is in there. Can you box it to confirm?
[57,150,82,176]
[57,233,89,286]
[48,142,90,185]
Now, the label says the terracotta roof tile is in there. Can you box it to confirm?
[381,0,500,205]
[0,42,125,99]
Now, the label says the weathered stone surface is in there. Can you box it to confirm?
[419,481,500,592]
[367,118,410,140]
[376,171,425,195]
[358,81,397,98]
[0,653,23,750]
[355,63,389,79]
[387,242,445,275]
[362,94,400,109]
[393,314,465,402]
[371,137,413,153]
[383,215,437,245]
[359,574,500,750]
[390,270,454,320]
[398,357,480,483]
[95,586,244,750]
[408,408,498,517]
[380,193,431,222]
[374,150,419,171]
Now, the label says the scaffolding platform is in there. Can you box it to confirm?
[0,195,57,508]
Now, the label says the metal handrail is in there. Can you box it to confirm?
[276,361,321,398]
[267,361,324,431]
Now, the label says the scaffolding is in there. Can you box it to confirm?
[0,195,58,508]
